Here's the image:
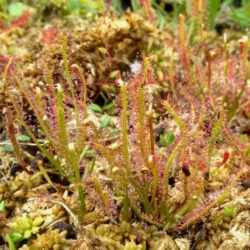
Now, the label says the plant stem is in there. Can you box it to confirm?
[121,84,130,176]
[7,107,31,175]
[121,84,130,221]
[69,143,86,217]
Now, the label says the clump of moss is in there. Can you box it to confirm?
[41,11,156,82]
[5,215,43,247]
[19,229,69,250]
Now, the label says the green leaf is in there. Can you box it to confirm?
[160,135,168,147]
[109,70,120,79]
[0,201,5,211]
[101,116,111,128]
[131,0,141,11]
[160,133,175,147]
[230,8,250,27]
[208,0,221,28]
[82,4,98,14]
[110,86,117,93]
[112,0,123,12]
[98,47,106,54]
[0,144,13,152]
[37,139,46,143]
[10,233,23,243]
[6,234,16,250]
[16,135,30,142]
[68,0,81,11]
[37,129,45,136]
[100,92,108,102]
[103,102,115,111]
[8,2,27,17]
[167,133,175,145]
[89,103,102,113]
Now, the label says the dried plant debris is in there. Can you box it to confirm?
[39,11,171,93]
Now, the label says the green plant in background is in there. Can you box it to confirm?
[67,0,105,15]
[207,0,221,29]
[0,0,106,20]
[228,0,250,29]
[0,0,28,23]
[33,0,105,16]
[0,0,243,32]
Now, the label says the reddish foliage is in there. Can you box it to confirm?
[140,0,154,20]
[0,11,30,34]
[11,11,30,27]
[41,27,58,46]
[217,150,230,166]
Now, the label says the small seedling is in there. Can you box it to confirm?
[223,206,235,217]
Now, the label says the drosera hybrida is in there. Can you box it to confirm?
[2,9,250,248]
[4,44,249,233]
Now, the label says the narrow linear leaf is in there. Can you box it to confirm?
[103,102,115,111]
[208,0,221,28]
[0,144,13,152]
[16,134,30,142]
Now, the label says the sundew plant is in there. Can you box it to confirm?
[4,36,88,217]
[4,30,250,232]
[2,2,250,243]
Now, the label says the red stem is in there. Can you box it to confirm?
[7,107,32,175]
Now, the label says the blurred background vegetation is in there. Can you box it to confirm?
[0,0,249,30]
